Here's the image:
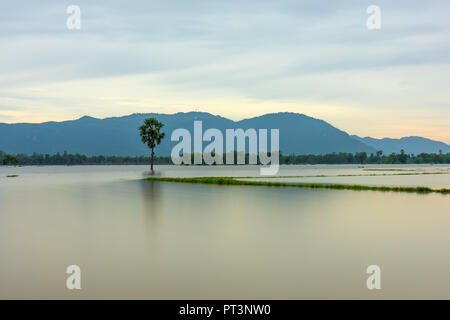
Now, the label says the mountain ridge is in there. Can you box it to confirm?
[0,112,448,156]
[351,135,450,155]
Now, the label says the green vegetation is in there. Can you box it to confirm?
[1,149,449,166]
[145,176,450,194]
[6,174,19,178]
[281,150,450,165]
[0,151,18,165]
[363,168,418,172]
[248,171,450,179]
[0,150,172,166]
[138,118,165,172]
[178,150,450,165]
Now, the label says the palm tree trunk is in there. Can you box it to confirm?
[151,147,154,172]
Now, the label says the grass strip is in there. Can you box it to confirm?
[145,176,450,194]
[363,168,418,172]
[246,171,450,179]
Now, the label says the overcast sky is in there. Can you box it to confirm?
[1,0,449,142]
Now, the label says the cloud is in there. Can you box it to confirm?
[0,0,449,142]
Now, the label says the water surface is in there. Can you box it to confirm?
[0,165,449,299]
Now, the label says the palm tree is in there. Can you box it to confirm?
[139,118,165,172]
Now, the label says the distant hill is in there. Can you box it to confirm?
[0,112,377,156]
[2,111,448,157]
[351,136,450,155]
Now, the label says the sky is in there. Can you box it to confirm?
[0,0,449,143]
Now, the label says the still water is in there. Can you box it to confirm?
[0,165,449,299]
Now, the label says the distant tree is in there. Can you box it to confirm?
[2,154,18,166]
[138,118,165,172]
[356,152,367,164]
[398,149,408,164]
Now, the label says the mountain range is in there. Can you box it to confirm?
[351,135,450,155]
[0,112,448,156]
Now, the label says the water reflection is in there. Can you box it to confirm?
[140,180,162,235]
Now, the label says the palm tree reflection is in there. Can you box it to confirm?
[140,179,162,235]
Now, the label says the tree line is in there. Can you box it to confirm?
[280,150,450,165]
[0,150,171,166]
[1,149,449,166]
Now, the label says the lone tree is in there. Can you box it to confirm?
[139,118,165,172]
